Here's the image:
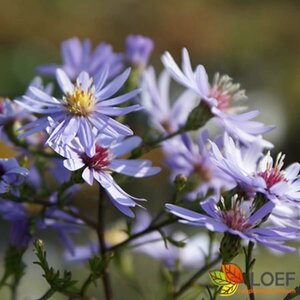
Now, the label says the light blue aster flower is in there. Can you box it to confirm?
[47,130,161,217]
[162,48,274,148]
[141,67,198,134]
[166,196,297,253]
[16,67,141,154]
[125,35,154,68]
[162,131,235,199]
[210,133,300,206]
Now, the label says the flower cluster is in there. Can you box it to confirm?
[15,36,160,216]
[0,35,299,300]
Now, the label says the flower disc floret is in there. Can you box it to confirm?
[220,201,252,231]
[81,145,110,171]
[209,73,246,112]
[257,152,287,190]
[65,85,95,116]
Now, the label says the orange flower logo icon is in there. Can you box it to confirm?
[209,263,244,296]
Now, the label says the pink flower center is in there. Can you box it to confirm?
[258,169,286,189]
[209,87,231,111]
[257,153,287,190]
[82,145,110,171]
[220,203,251,231]
[208,73,246,112]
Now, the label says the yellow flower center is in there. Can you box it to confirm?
[65,85,95,116]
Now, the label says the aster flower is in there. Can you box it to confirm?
[47,130,161,217]
[16,68,141,152]
[0,158,28,194]
[0,197,82,253]
[166,196,297,252]
[162,131,235,199]
[210,133,300,206]
[141,67,198,134]
[125,35,154,69]
[37,37,123,80]
[162,48,274,148]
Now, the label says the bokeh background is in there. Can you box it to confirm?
[0,0,300,299]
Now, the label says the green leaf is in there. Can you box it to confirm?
[33,240,78,299]
[88,253,113,282]
[209,271,231,286]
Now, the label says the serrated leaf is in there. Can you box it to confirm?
[222,263,244,284]
[218,283,238,296]
[209,271,231,286]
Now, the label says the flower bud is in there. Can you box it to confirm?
[174,174,187,191]
[125,35,154,69]
[184,101,212,131]
[220,232,241,263]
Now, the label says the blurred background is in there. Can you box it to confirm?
[0,0,300,299]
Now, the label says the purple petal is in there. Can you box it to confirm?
[56,69,74,95]
[248,201,275,224]
[165,204,205,221]
[82,167,94,185]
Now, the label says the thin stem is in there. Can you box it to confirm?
[244,242,255,300]
[130,128,184,159]
[10,277,18,300]
[1,195,97,229]
[108,218,177,253]
[79,274,93,297]
[97,185,113,300]
[37,288,57,300]
[174,255,222,299]
[206,286,214,300]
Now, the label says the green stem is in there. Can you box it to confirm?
[173,255,222,298]
[97,185,114,300]
[10,276,18,300]
[244,242,255,300]
[79,274,94,297]
[108,218,177,253]
[130,128,184,159]
[37,288,57,300]
[0,195,97,229]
